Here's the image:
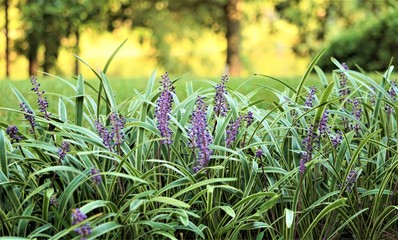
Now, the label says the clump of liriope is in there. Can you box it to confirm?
[2,52,398,240]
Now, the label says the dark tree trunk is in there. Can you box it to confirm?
[74,28,80,76]
[28,34,39,77]
[225,0,242,76]
[5,0,10,78]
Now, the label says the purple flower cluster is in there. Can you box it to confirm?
[189,96,213,172]
[30,76,50,120]
[299,124,317,174]
[244,111,254,127]
[6,125,22,143]
[331,131,343,147]
[71,208,91,239]
[90,167,102,185]
[304,86,316,109]
[95,119,113,150]
[318,110,330,137]
[385,80,397,115]
[110,112,126,147]
[95,112,125,151]
[349,97,362,132]
[58,141,70,162]
[214,75,229,117]
[20,102,36,134]
[339,63,351,98]
[226,116,243,148]
[155,72,174,144]
[50,194,59,207]
[256,149,263,158]
[344,169,357,192]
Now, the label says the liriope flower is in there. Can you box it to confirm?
[214,75,229,117]
[155,72,174,144]
[189,96,213,172]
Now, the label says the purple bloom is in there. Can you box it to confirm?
[213,75,229,117]
[331,131,343,147]
[95,119,114,150]
[256,149,263,158]
[6,125,22,143]
[299,124,317,174]
[90,167,102,185]
[339,63,350,98]
[20,102,36,134]
[349,97,362,133]
[155,72,174,144]
[50,194,59,207]
[244,111,254,127]
[344,170,357,192]
[304,86,316,109]
[189,96,213,172]
[58,141,70,162]
[109,112,125,147]
[30,76,50,120]
[226,116,243,148]
[319,110,330,137]
[368,86,376,106]
[385,80,397,115]
[71,208,91,239]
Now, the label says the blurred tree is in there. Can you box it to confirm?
[4,0,10,78]
[14,0,108,76]
[274,0,396,57]
[107,0,243,75]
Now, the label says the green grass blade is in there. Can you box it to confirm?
[294,48,326,102]
[58,98,67,123]
[0,130,8,177]
[100,71,117,113]
[301,198,347,239]
[103,39,128,74]
[75,73,84,126]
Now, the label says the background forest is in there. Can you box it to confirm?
[1,0,397,79]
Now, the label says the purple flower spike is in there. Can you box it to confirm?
[110,112,126,147]
[90,167,102,185]
[71,208,91,239]
[339,63,350,98]
[245,111,254,127]
[95,119,114,150]
[349,97,362,133]
[304,86,316,109]
[344,170,357,192]
[214,75,229,117]
[189,96,213,172]
[256,149,263,158]
[226,116,243,148]
[58,141,70,161]
[385,80,397,115]
[299,124,317,174]
[30,76,50,120]
[331,131,343,147]
[319,110,330,137]
[6,125,22,143]
[155,72,174,144]
[20,102,36,134]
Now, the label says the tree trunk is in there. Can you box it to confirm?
[28,33,39,77]
[225,0,242,76]
[5,0,10,78]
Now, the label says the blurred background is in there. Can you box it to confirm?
[1,0,397,80]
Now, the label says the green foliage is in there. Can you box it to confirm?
[0,47,398,239]
[318,9,398,71]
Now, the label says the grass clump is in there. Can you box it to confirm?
[0,46,398,240]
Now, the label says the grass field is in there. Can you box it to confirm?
[0,71,337,124]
